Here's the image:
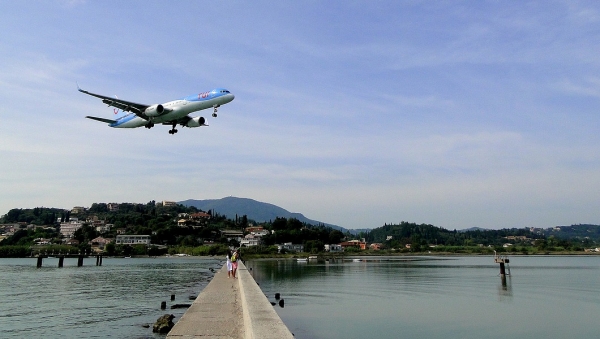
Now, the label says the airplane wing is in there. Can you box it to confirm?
[86,116,117,124]
[78,86,150,120]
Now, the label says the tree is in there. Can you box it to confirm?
[73,225,98,244]
[105,242,116,255]
[329,230,344,244]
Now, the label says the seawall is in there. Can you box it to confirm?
[167,261,294,339]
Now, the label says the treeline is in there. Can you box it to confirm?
[363,221,597,252]
[365,222,543,247]
[3,205,600,257]
[258,217,346,253]
[0,204,347,257]
[2,207,66,225]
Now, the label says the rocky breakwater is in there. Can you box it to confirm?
[153,314,175,334]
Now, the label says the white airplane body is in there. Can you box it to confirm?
[79,86,234,134]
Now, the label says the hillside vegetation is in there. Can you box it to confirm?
[2,203,599,257]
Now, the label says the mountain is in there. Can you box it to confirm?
[178,197,350,233]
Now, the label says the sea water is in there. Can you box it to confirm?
[0,257,222,338]
[248,256,600,339]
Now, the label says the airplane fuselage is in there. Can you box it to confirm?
[109,89,234,128]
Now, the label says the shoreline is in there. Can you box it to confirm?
[2,251,599,259]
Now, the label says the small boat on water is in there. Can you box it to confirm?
[308,255,318,260]
[297,258,308,262]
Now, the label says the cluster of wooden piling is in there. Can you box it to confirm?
[35,254,103,268]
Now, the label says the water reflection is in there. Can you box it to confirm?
[250,256,600,339]
[498,275,513,300]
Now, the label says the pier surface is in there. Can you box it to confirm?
[167,261,293,339]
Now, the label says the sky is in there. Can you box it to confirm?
[1,1,600,231]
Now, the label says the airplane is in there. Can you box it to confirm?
[79,85,234,135]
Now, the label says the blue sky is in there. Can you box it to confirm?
[1,1,600,230]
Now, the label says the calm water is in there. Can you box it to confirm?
[248,256,600,339]
[0,257,222,338]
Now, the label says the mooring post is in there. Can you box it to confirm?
[77,256,84,267]
[494,251,510,277]
[58,256,64,268]
[36,256,43,268]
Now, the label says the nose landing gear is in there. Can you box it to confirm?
[212,105,220,118]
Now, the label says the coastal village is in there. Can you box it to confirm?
[0,202,362,254]
[2,202,600,255]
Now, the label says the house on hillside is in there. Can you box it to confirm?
[60,221,82,239]
[89,237,113,251]
[340,240,366,250]
[115,235,151,246]
[325,244,343,252]
[277,242,304,253]
[240,234,261,247]
[220,230,244,243]
[369,243,383,251]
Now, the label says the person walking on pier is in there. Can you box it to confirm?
[226,250,233,278]
[231,249,239,278]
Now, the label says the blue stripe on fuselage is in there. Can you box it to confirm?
[183,88,231,102]
[109,113,138,127]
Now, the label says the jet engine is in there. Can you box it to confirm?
[144,104,165,117]
[186,116,206,127]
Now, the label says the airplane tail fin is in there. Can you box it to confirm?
[111,95,128,119]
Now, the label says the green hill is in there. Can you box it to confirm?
[179,196,349,233]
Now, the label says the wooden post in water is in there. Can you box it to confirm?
[77,256,84,267]
[36,256,43,268]
[58,256,64,268]
[494,251,510,277]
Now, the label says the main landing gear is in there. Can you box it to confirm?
[212,105,219,118]
[145,122,155,129]
[168,124,178,135]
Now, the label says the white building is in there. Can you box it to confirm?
[277,242,304,253]
[115,235,151,246]
[251,229,270,237]
[60,221,83,239]
[325,244,343,252]
[96,223,113,233]
[240,234,261,247]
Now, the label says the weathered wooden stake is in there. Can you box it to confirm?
[58,256,64,268]
[494,251,510,277]
[37,256,43,268]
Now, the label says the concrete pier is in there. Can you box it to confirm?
[167,261,293,339]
